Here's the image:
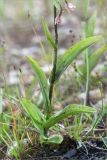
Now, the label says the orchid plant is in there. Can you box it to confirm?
[20,0,106,144]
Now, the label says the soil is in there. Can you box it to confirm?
[24,136,107,160]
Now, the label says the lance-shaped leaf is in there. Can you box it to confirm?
[21,98,45,134]
[42,17,56,49]
[27,56,50,116]
[43,104,96,129]
[80,45,107,76]
[55,36,101,82]
[85,12,96,37]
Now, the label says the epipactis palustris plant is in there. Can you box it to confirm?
[21,0,107,144]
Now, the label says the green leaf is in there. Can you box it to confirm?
[27,56,50,116]
[55,36,101,82]
[42,17,56,49]
[52,0,60,9]
[21,98,44,134]
[91,105,107,130]
[80,45,107,76]
[44,104,96,129]
[41,134,63,144]
[101,136,107,148]
[85,12,96,37]
[0,113,11,135]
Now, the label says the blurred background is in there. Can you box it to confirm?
[0,0,107,100]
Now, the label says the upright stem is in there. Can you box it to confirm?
[49,6,58,106]
[84,49,90,106]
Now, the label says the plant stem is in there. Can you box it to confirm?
[49,6,58,106]
[84,49,90,106]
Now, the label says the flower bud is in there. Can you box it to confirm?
[55,15,61,24]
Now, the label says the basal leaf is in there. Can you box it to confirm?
[42,17,56,49]
[55,36,101,82]
[41,134,63,144]
[21,98,44,134]
[27,56,50,116]
[44,104,96,129]
[47,134,63,144]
